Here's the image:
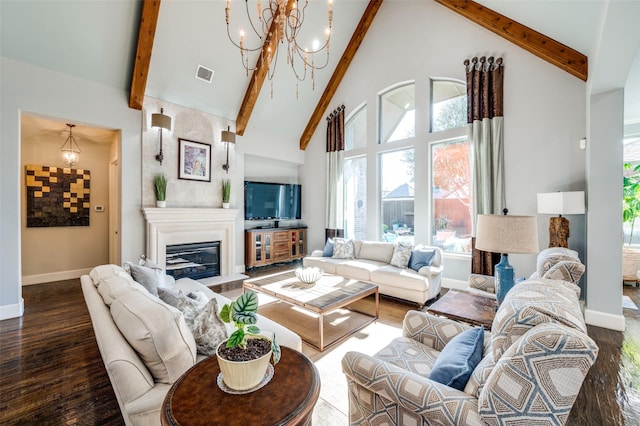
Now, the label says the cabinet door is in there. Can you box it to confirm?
[298,229,305,257]
[264,233,271,262]
[291,231,297,257]
[255,233,263,263]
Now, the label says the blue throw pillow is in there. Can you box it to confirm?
[409,247,436,272]
[322,238,334,257]
[428,327,484,391]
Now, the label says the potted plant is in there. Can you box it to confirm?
[154,174,167,208]
[623,162,640,282]
[222,178,231,208]
[216,290,280,391]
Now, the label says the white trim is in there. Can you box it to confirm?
[0,299,24,320]
[22,268,91,285]
[441,277,468,290]
[584,308,625,331]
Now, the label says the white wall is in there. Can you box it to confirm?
[0,57,142,319]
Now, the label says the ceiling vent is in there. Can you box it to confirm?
[195,65,214,84]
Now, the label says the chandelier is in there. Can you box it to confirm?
[225,0,333,97]
[60,123,81,167]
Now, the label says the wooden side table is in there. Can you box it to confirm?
[162,347,320,426]
[427,290,497,329]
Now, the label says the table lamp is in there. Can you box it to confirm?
[475,212,539,305]
[537,191,585,248]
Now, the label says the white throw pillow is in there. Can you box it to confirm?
[332,238,356,259]
[110,289,197,384]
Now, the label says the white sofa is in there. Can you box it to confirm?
[81,264,301,426]
[303,240,443,307]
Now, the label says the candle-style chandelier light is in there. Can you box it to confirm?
[225,0,333,97]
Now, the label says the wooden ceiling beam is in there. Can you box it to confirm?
[299,0,384,150]
[235,0,296,136]
[435,0,587,82]
[129,0,161,110]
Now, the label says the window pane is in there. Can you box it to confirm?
[380,149,414,244]
[345,106,367,150]
[380,84,415,143]
[344,157,367,240]
[431,80,467,132]
[432,139,472,253]
[624,136,640,246]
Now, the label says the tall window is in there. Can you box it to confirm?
[344,156,367,240]
[380,83,415,143]
[380,149,414,244]
[431,139,472,253]
[345,105,367,150]
[431,79,466,132]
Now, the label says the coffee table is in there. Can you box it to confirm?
[161,347,320,426]
[243,270,379,351]
[427,290,497,329]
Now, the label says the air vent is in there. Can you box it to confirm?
[195,65,214,84]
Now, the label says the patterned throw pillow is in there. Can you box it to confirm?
[390,243,413,268]
[332,238,355,259]
[176,293,228,356]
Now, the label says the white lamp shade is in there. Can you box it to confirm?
[475,214,539,254]
[537,191,585,215]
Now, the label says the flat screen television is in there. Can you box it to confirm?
[244,181,302,220]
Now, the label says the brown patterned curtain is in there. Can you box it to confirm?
[326,105,345,239]
[466,56,504,275]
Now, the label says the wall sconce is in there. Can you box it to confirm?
[221,126,236,173]
[60,123,81,167]
[537,191,585,248]
[151,108,171,165]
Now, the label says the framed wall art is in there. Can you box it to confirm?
[178,138,211,182]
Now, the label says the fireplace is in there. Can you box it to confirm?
[166,241,220,280]
[142,207,238,278]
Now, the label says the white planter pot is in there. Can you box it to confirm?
[623,247,640,281]
[216,340,271,391]
[156,200,166,208]
[222,202,230,209]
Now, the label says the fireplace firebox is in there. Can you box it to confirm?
[165,241,220,280]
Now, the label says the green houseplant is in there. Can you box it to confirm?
[623,162,640,281]
[216,290,280,391]
[154,174,167,207]
[222,178,231,208]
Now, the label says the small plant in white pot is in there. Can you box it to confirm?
[154,174,167,207]
[217,290,280,391]
[222,178,231,208]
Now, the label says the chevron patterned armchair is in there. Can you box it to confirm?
[342,278,598,425]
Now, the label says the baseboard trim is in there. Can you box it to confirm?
[22,268,91,286]
[441,278,468,291]
[584,308,625,331]
[0,299,24,320]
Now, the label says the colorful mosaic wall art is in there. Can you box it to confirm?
[25,165,90,227]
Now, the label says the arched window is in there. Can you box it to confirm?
[345,104,367,151]
[431,79,466,132]
[380,83,415,143]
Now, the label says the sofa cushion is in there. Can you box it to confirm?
[429,327,484,391]
[303,256,344,274]
[390,243,413,268]
[370,266,429,291]
[491,279,587,362]
[333,238,356,259]
[89,264,131,286]
[479,323,598,423]
[336,259,386,281]
[374,336,440,377]
[110,289,197,384]
[409,245,436,272]
[358,241,395,263]
[97,274,147,306]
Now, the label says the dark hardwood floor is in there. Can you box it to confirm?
[1,274,639,425]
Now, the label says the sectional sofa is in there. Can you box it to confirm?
[303,239,444,307]
[81,264,301,426]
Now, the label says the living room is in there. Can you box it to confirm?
[1,0,640,424]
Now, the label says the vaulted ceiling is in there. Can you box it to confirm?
[2,0,639,147]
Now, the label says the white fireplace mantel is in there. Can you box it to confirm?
[142,207,239,277]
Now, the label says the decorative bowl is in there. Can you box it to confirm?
[295,267,324,284]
